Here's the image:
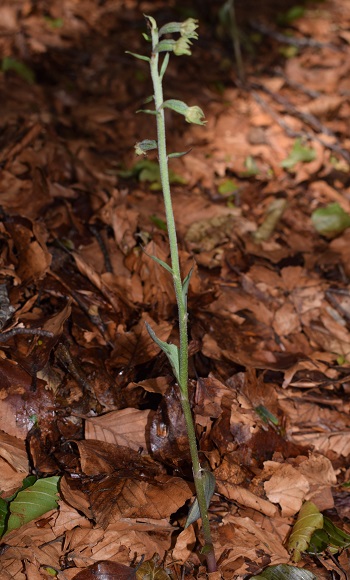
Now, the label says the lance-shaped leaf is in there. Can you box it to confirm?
[135,139,158,156]
[136,109,157,115]
[308,516,350,555]
[185,470,216,528]
[168,149,192,159]
[146,252,173,275]
[160,52,170,81]
[288,501,323,562]
[125,51,150,62]
[182,267,193,311]
[145,322,180,383]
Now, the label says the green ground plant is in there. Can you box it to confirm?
[127,15,217,573]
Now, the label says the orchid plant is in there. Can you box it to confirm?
[127,15,217,573]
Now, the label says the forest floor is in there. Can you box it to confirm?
[1,0,350,578]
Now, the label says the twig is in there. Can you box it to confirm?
[0,327,54,342]
[251,89,350,164]
[250,20,341,51]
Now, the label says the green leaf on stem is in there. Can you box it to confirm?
[185,470,216,528]
[145,322,180,383]
[125,51,150,62]
[160,52,170,81]
[154,39,176,53]
[168,149,192,159]
[136,109,157,115]
[182,268,193,310]
[148,253,173,275]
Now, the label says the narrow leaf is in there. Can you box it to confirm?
[185,470,216,528]
[168,149,192,159]
[160,52,170,81]
[148,253,173,275]
[6,476,60,534]
[182,267,193,310]
[125,51,150,62]
[136,109,157,115]
[2,57,35,84]
[149,215,167,232]
[145,322,180,382]
[288,501,323,562]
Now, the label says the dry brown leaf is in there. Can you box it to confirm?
[85,408,150,451]
[263,462,310,516]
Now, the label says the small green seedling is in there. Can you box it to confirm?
[1,57,36,84]
[281,138,316,170]
[127,15,217,572]
[311,202,350,238]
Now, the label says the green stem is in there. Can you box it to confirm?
[149,23,216,573]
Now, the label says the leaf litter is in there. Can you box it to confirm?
[1,0,350,578]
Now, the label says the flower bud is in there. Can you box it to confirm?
[185,106,206,125]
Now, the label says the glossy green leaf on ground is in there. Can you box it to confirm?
[6,476,60,534]
[288,501,323,562]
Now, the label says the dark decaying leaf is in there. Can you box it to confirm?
[73,560,136,579]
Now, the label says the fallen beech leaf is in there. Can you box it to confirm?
[288,501,323,563]
[73,560,136,579]
[85,408,151,451]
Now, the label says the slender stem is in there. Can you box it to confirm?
[149,23,216,572]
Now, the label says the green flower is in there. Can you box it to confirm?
[185,106,206,125]
[180,18,199,39]
[174,37,193,56]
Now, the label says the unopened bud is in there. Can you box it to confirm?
[185,105,206,125]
